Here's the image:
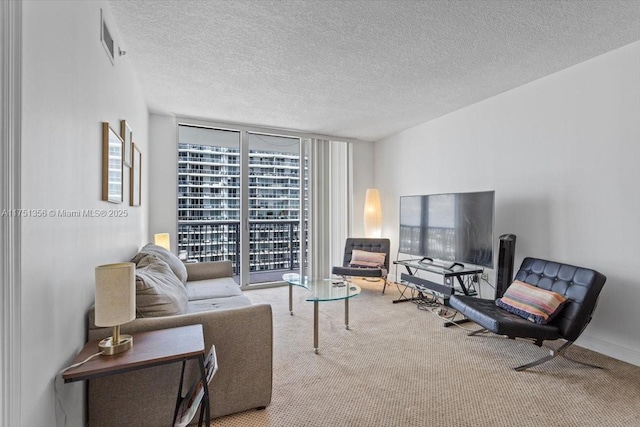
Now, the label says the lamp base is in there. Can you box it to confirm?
[98,335,133,355]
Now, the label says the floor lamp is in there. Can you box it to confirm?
[364,188,382,238]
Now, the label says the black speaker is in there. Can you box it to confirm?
[496,234,516,299]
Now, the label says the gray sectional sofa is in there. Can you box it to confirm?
[87,244,273,426]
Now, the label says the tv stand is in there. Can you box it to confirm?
[392,259,482,306]
[416,258,464,271]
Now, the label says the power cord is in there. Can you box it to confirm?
[414,291,440,310]
[55,351,104,426]
[481,274,494,290]
[477,272,495,300]
[59,351,104,374]
[424,304,480,332]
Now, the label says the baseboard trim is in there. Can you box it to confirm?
[576,334,640,368]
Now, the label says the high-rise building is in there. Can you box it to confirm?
[177,142,305,276]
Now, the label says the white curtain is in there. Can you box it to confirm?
[305,138,352,278]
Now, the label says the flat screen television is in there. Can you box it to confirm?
[399,190,495,268]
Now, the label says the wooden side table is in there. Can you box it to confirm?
[63,324,211,427]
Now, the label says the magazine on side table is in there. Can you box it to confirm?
[174,345,218,427]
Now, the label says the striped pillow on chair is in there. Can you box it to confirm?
[349,249,386,268]
[496,280,568,324]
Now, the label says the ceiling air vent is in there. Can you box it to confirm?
[100,9,115,64]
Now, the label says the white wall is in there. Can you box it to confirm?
[148,113,179,245]
[376,40,640,366]
[21,1,148,425]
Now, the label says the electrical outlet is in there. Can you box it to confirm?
[481,272,489,281]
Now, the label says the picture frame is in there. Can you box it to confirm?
[102,122,123,203]
[120,119,133,167]
[130,143,142,207]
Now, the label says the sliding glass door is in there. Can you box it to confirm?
[246,132,303,285]
[177,125,242,272]
[177,124,304,287]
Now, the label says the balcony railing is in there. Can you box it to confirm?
[177,220,306,275]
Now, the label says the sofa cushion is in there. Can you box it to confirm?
[135,254,188,317]
[187,295,253,313]
[186,260,233,282]
[132,243,188,284]
[496,280,568,324]
[185,277,243,301]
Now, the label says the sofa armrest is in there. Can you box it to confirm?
[87,303,273,421]
[185,260,233,281]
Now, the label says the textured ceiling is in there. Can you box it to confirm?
[109,0,640,141]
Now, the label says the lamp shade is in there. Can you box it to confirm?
[364,188,382,238]
[154,233,170,251]
[95,262,136,327]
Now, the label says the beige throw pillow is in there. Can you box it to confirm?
[134,253,188,317]
[132,243,188,284]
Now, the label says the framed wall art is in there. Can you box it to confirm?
[120,119,132,167]
[102,122,123,203]
[130,143,142,206]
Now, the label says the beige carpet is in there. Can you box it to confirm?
[213,280,640,427]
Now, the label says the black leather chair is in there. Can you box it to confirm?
[449,257,607,371]
[332,238,391,294]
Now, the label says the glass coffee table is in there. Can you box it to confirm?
[283,273,361,354]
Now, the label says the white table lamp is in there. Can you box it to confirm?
[95,262,136,355]
[154,233,170,251]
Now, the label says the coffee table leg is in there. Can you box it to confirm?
[345,297,350,330]
[314,300,319,354]
[289,285,294,315]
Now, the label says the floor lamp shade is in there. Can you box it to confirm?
[95,262,136,355]
[154,233,170,251]
[364,188,382,238]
